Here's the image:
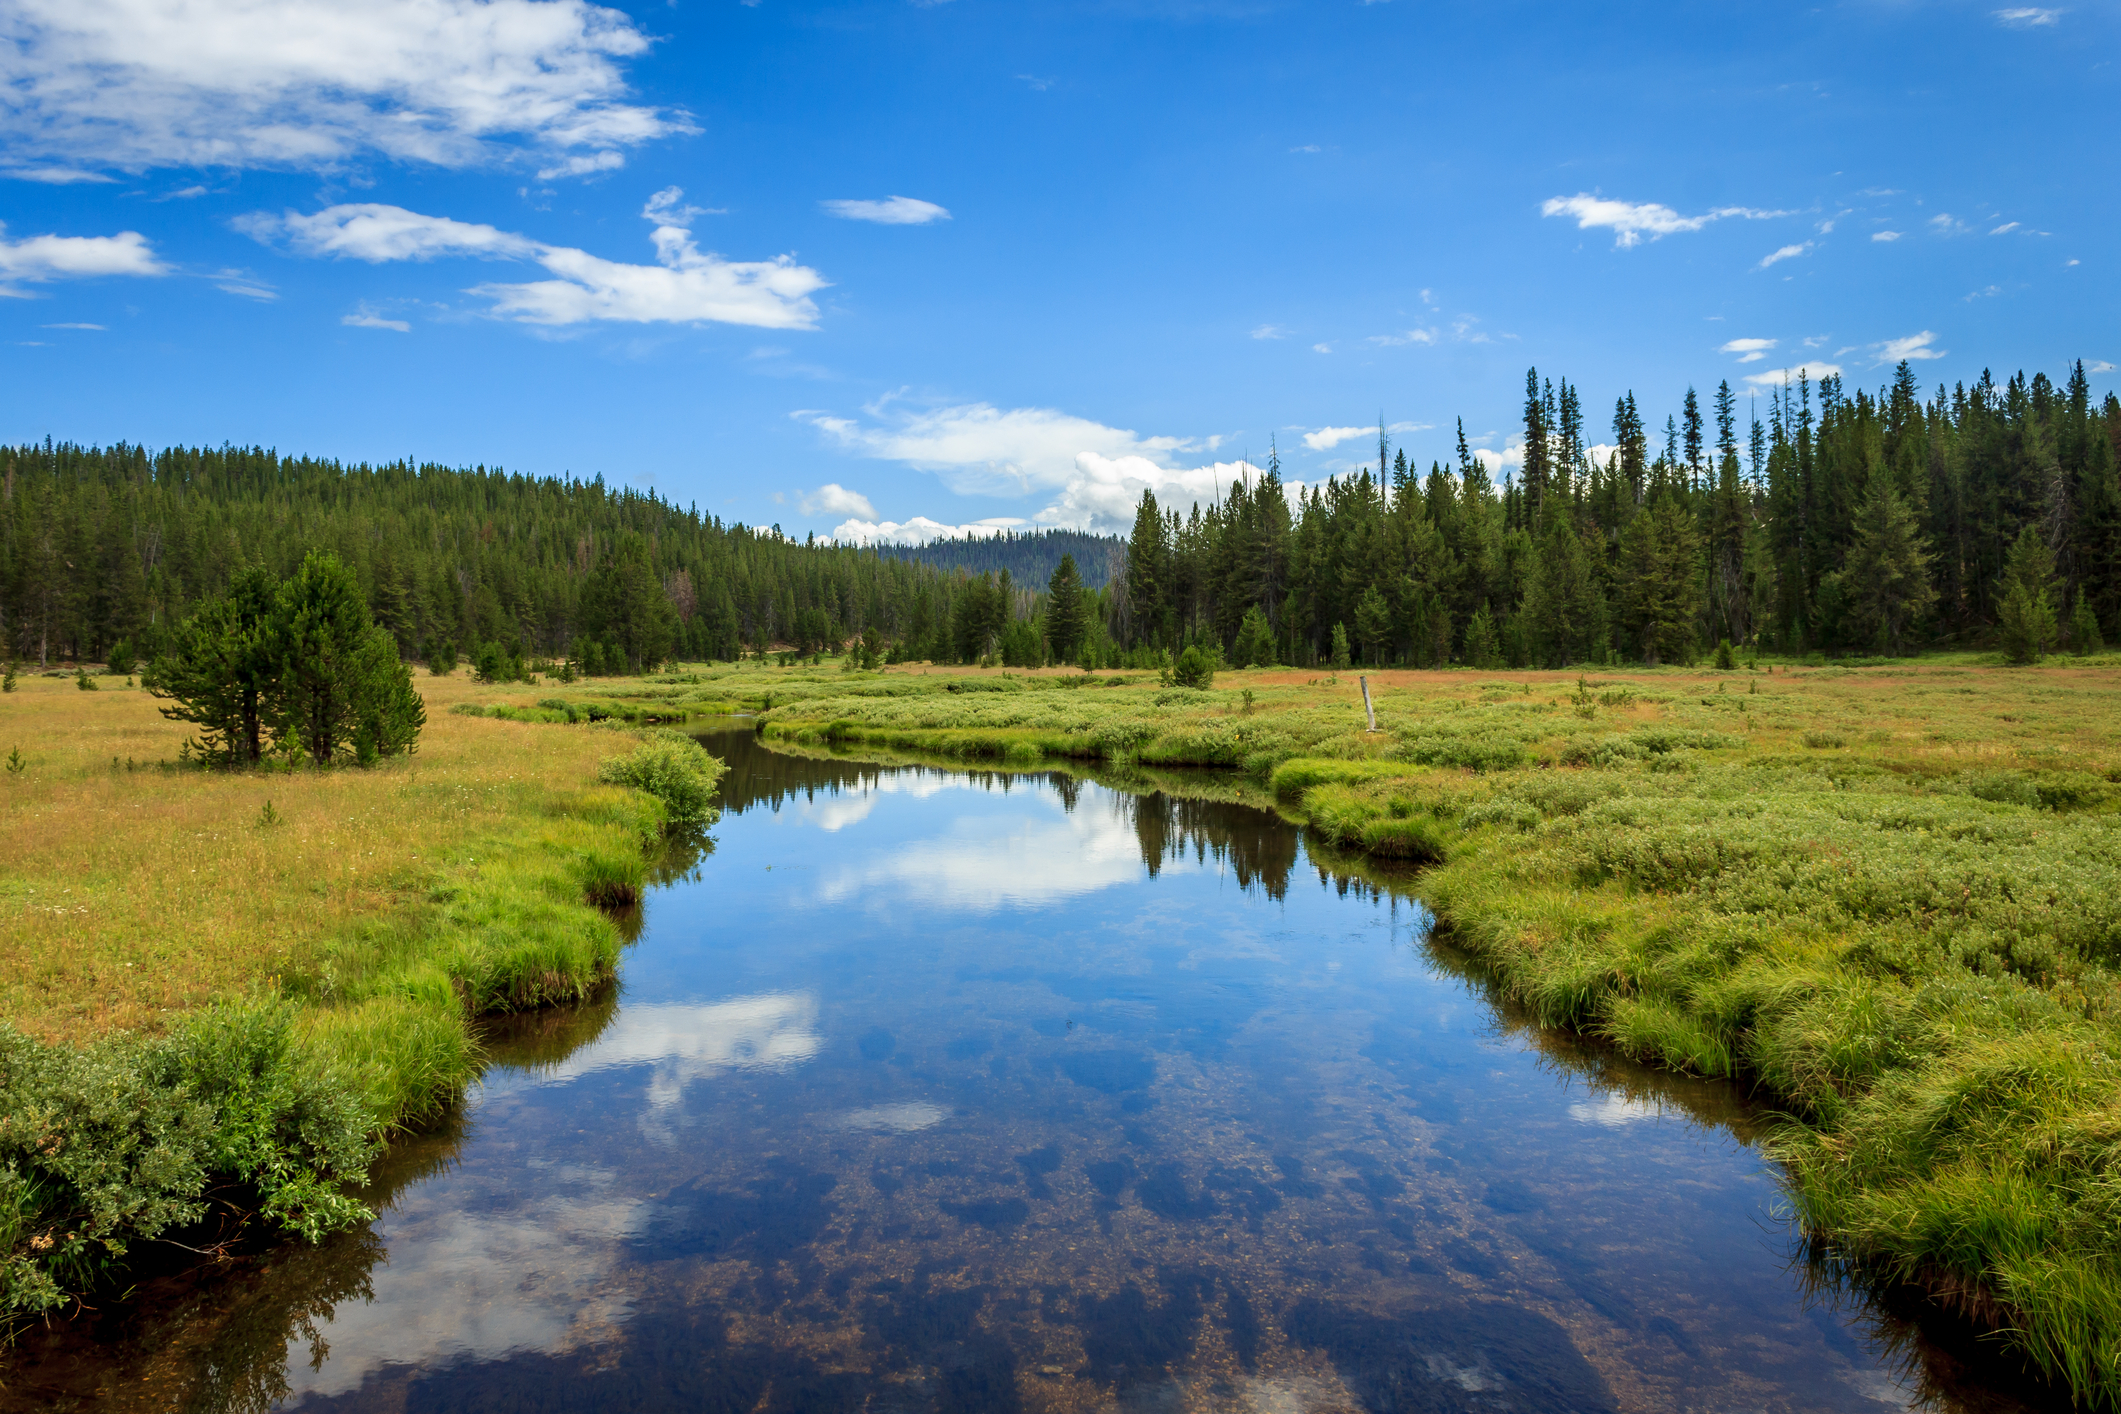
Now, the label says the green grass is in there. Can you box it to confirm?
[0,670,726,1322]
[745,650,2121,1406]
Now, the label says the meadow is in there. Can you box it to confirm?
[690,650,2121,1405]
[0,668,719,1315]
[11,651,2121,1404]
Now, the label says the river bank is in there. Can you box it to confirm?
[712,653,2121,1407]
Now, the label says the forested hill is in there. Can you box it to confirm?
[873,529,1125,589]
[6,359,2118,674]
[0,444,970,668]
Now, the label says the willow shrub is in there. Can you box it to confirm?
[0,1001,376,1319]
[596,729,729,827]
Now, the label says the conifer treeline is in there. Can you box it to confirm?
[3,360,2114,674]
[1120,362,2121,666]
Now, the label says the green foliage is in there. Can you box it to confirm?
[147,555,423,767]
[0,664,13,693]
[1171,644,1216,690]
[73,667,96,691]
[1044,553,1088,664]
[105,640,136,676]
[1329,622,1352,671]
[1230,606,1276,669]
[2070,591,2104,656]
[1713,638,1737,670]
[4,747,23,776]
[0,1003,377,1319]
[596,729,729,827]
[1462,604,1501,669]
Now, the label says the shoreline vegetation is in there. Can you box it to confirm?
[700,652,2121,1405]
[0,669,723,1322]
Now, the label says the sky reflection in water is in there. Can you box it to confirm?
[7,727,2062,1414]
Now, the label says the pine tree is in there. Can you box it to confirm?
[1329,622,1352,671]
[1045,553,1087,662]
[1842,482,1936,656]
[146,565,283,766]
[1462,603,1500,669]
[2070,590,2103,656]
[1353,586,1392,666]
[1231,605,1276,668]
[1998,525,2060,664]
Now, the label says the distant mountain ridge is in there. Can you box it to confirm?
[871,528,1127,589]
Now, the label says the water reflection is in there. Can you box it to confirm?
[2,724,2063,1414]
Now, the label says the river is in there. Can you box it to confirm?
[6,723,2057,1412]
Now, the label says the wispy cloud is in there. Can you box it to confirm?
[2089,360,2116,374]
[1249,323,1286,340]
[1758,242,1812,269]
[0,0,684,177]
[798,483,876,520]
[0,224,167,294]
[1289,144,1320,154]
[1312,342,1331,354]
[214,269,277,300]
[1930,213,1971,235]
[1,166,116,184]
[1991,221,2021,235]
[1720,337,1777,363]
[1368,327,1437,346]
[1993,7,2061,25]
[1540,193,1789,249]
[342,304,409,332]
[41,321,105,329]
[1744,361,1843,389]
[819,196,950,226]
[1872,230,1902,242]
[1015,74,1056,91]
[247,187,827,329]
[1874,331,1946,365]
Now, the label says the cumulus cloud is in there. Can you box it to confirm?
[1303,426,1369,451]
[0,0,682,177]
[799,483,877,520]
[796,400,1287,535]
[1541,193,1787,249]
[820,196,950,225]
[0,224,166,293]
[248,188,826,328]
[1872,231,1902,242]
[1758,242,1812,268]
[1874,331,1946,365]
[1743,362,1843,389]
[1993,7,2060,24]
[830,515,1025,546]
[1720,337,1776,363]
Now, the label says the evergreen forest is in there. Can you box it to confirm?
[3,359,2115,676]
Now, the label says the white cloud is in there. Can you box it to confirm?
[213,269,277,300]
[250,189,826,329]
[1,166,115,184]
[41,321,105,329]
[1290,144,1320,154]
[1872,231,1902,242]
[1993,6,2060,24]
[820,196,951,226]
[1368,327,1437,346]
[1303,426,1369,451]
[1540,193,1787,249]
[799,482,877,520]
[1743,362,1843,388]
[1930,213,1970,235]
[1016,74,1056,91]
[0,225,166,293]
[342,304,410,332]
[1758,241,1812,268]
[2088,360,2116,374]
[1249,323,1286,340]
[0,0,682,176]
[1311,342,1331,353]
[1874,331,1946,365]
[1990,221,2020,235]
[831,515,1025,546]
[1719,337,1777,361]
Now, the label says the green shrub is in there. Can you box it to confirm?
[0,1002,377,1318]
[1171,644,1216,690]
[596,729,729,826]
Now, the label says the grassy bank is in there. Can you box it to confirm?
[0,669,722,1317]
[726,650,2121,1405]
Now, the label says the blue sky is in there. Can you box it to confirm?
[2,0,2113,542]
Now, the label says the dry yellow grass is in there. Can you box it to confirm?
[0,669,616,1043]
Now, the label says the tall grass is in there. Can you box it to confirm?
[0,671,700,1317]
[758,652,2121,1406]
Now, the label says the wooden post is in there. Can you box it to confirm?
[1360,675,1378,732]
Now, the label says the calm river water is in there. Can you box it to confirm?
[9,724,2059,1413]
